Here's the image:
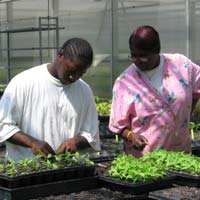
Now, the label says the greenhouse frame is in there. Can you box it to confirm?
[1,1,200,199]
[0,0,200,97]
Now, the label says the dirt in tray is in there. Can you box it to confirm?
[31,185,200,200]
[31,187,147,200]
[149,185,200,200]
[95,161,111,176]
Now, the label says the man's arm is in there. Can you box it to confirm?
[8,131,55,157]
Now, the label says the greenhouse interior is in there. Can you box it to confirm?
[0,0,200,199]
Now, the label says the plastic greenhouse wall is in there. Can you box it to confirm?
[0,0,200,98]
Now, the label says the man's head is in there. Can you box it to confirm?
[52,38,93,84]
[129,25,160,71]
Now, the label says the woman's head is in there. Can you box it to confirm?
[129,25,160,53]
[129,25,161,71]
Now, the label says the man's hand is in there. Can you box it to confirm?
[30,140,55,157]
[56,136,90,154]
[56,138,77,154]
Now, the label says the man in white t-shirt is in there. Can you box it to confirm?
[0,38,101,161]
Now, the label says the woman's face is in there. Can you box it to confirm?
[129,48,159,71]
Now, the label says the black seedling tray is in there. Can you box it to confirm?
[0,165,95,189]
[191,147,200,157]
[170,170,200,187]
[0,176,98,200]
[90,153,118,163]
[192,138,200,147]
[191,139,200,156]
[99,121,115,139]
[98,115,109,122]
[98,175,175,195]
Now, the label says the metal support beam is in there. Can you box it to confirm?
[185,0,190,58]
[51,0,59,60]
[6,1,13,82]
[38,16,61,64]
[111,0,118,89]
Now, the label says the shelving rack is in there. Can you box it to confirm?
[0,16,64,82]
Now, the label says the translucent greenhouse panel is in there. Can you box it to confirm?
[113,0,188,83]
[12,0,49,19]
[59,0,113,98]
[0,0,200,95]
[190,1,200,65]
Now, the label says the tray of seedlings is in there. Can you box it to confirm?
[98,151,176,195]
[164,151,200,187]
[136,149,200,188]
[97,149,200,195]
[95,95,116,139]
[95,96,111,123]
[0,152,96,189]
[0,152,98,200]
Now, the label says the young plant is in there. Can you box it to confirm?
[95,96,111,116]
[109,149,200,183]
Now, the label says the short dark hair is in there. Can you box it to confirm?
[59,38,93,66]
[129,25,161,53]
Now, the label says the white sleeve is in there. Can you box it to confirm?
[0,79,22,142]
[79,86,101,151]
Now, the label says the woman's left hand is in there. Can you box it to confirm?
[128,132,148,151]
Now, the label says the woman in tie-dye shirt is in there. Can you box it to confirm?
[109,25,200,157]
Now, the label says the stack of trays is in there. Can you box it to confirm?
[0,165,98,200]
[0,165,95,188]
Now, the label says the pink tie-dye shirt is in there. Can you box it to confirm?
[109,53,200,157]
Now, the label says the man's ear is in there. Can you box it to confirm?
[58,49,64,57]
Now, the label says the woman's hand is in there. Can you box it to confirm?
[122,129,148,151]
[128,132,148,151]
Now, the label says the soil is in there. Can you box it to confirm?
[149,185,200,200]
[31,188,148,200]
[29,181,200,200]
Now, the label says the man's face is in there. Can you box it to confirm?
[57,55,89,84]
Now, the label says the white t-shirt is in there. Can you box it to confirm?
[0,64,100,161]
[143,54,164,94]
